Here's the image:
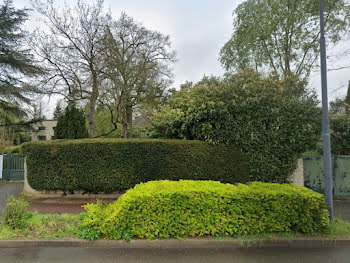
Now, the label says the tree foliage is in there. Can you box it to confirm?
[54,104,88,139]
[220,0,350,79]
[31,0,108,138]
[150,70,321,182]
[31,1,175,139]
[97,13,176,138]
[0,0,42,123]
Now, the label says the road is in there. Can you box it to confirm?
[0,246,349,263]
[0,181,24,217]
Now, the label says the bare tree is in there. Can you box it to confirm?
[99,13,176,138]
[30,0,108,137]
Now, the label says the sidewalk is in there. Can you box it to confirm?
[27,197,117,214]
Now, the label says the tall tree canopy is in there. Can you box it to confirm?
[0,0,42,124]
[220,0,350,79]
[31,0,107,138]
[98,13,176,138]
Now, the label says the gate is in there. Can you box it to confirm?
[304,156,350,198]
[0,154,25,181]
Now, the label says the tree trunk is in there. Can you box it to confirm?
[88,73,99,138]
[122,113,128,138]
[127,105,133,138]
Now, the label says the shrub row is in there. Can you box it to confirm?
[22,139,249,193]
[80,180,330,240]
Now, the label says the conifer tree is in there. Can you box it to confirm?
[54,103,88,139]
[0,0,42,122]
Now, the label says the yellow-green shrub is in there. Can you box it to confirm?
[81,180,329,240]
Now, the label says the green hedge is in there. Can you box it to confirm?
[80,180,329,240]
[22,139,249,193]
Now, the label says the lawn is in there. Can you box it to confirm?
[0,212,81,239]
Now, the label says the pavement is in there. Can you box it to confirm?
[0,245,350,263]
[0,181,24,217]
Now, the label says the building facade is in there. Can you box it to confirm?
[31,120,58,141]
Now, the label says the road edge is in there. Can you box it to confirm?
[0,238,350,248]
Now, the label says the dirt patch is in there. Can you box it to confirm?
[26,198,117,214]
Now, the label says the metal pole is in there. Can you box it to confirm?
[319,0,333,223]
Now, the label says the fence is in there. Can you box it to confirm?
[0,154,25,181]
[304,155,350,198]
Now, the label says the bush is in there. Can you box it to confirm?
[80,180,330,240]
[330,114,350,155]
[2,196,31,229]
[22,139,249,193]
[150,71,321,183]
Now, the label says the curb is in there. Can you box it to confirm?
[0,238,350,248]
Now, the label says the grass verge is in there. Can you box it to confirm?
[0,212,82,239]
[1,214,350,241]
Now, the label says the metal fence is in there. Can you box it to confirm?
[0,154,25,181]
[304,156,350,198]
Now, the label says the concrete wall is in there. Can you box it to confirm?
[289,158,304,186]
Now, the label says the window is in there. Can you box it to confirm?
[39,127,45,131]
[53,126,56,130]
[38,136,46,141]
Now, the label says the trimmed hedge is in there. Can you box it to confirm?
[22,139,249,193]
[80,180,330,240]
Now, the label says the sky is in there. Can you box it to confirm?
[12,0,350,117]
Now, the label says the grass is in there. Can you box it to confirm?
[214,218,350,247]
[0,214,350,240]
[0,212,82,239]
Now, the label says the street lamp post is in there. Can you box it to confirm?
[319,0,334,223]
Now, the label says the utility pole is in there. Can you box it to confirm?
[319,0,333,222]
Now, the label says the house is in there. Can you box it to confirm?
[31,120,58,141]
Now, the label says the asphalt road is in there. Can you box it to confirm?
[0,246,350,263]
[0,181,24,217]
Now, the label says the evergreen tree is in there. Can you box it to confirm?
[0,0,42,122]
[53,101,63,119]
[54,103,88,139]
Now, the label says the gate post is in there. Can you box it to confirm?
[0,155,3,179]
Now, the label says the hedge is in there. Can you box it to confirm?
[22,139,249,193]
[79,180,330,240]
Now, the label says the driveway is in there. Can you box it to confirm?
[0,181,24,217]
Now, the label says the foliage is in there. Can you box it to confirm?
[31,1,175,138]
[327,217,350,236]
[220,0,350,79]
[31,0,108,137]
[92,107,149,138]
[54,104,88,139]
[0,0,43,139]
[80,180,329,241]
[97,13,176,138]
[2,196,31,229]
[21,138,249,193]
[0,212,81,239]
[53,101,64,120]
[150,71,320,182]
[330,114,350,155]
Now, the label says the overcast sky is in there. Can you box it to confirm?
[12,0,350,117]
